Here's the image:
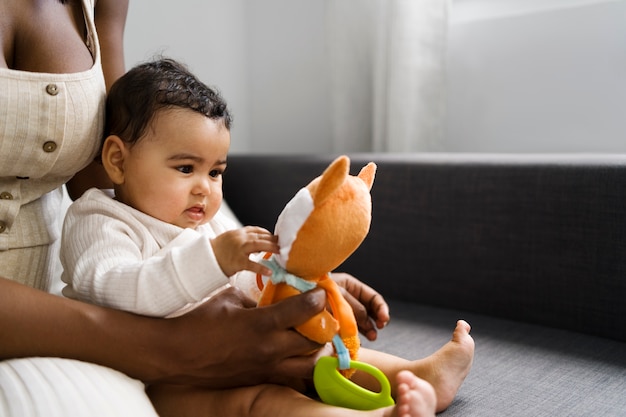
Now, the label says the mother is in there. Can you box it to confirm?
[0,0,338,414]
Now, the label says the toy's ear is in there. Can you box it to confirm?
[358,162,377,191]
[312,155,349,206]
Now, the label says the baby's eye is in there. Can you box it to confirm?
[176,165,193,174]
[209,169,223,178]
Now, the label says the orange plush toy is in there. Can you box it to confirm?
[256,155,376,377]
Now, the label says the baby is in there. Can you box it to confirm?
[61,58,474,417]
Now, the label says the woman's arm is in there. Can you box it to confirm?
[94,0,128,90]
[0,277,327,387]
[66,0,129,199]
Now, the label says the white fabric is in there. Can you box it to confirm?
[61,188,240,317]
[0,358,158,417]
[372,0,449,152]
[327,0,449,152]
[273,187,314,268]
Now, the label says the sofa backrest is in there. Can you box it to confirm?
[224,153,626,342]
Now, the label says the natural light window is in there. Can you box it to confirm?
[451,0,621,23]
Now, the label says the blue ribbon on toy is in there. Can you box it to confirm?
[332,334,351,370]
[260,256,317,293]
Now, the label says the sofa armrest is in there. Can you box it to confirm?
[223,153,626,342]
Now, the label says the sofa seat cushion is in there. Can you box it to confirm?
[364,300,626,416]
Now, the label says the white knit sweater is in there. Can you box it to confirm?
[61,188,256,317]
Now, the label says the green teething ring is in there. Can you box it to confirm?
[313,356,395,410]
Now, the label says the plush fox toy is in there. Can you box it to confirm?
[256,155,376,376]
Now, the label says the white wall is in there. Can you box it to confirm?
[246,1,332,154]
[125,0,331,154]
[124,1,626,154]
[124,1,252,152]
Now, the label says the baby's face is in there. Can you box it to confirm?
[118,108,230,229]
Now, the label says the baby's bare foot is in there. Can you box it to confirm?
[382,371,436,417]
[354,320,474,414]
[420,320,474,412]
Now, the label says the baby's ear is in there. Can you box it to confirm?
[100,135,127,185]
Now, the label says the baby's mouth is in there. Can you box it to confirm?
[186,206,205,220]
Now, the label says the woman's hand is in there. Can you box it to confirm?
[331,272,390,341]
[158,286,328,387]
[210,226,279,277]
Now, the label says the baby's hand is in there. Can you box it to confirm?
[331,272,390,341]
[210,226,279,277]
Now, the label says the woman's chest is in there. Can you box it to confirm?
[0,0,93,74]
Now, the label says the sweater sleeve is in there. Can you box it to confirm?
[61,190,229,317]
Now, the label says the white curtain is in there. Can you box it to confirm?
[327,0,450,153]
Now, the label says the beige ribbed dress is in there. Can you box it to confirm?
[0,1,104,292]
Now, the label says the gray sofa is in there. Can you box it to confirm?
[223,153,626,416]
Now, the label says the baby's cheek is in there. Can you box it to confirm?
[206,200,222,221]
[207,188,223,213]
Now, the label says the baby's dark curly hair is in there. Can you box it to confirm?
[104,58,232,149]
